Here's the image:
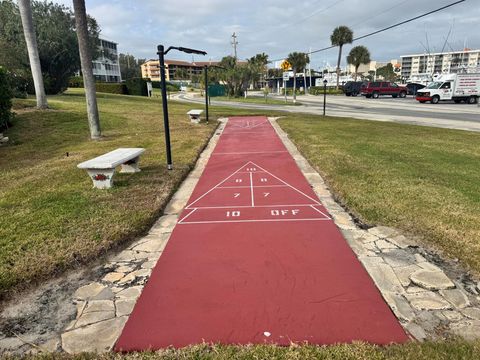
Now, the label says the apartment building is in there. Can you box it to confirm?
[400,49,480,79]
[141,59,219,81]
[347,59,401,76]
[92,39,122,83]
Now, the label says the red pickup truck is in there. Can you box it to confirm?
[360,81,408,98]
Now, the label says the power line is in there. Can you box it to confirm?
[269,0,466,62]
[350,0,411,28]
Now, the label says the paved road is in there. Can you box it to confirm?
[174,92,480,132]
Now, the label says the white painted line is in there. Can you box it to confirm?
[250,172,254,207]
[310,205,331,220]
[249,161,322,206]
[185,204,326,210]
[229,120,269,129]
[178,218,331,225]
[185,162,252,208]
[212,151,288,155]
[217,185,288,189]
[178,208,198,223]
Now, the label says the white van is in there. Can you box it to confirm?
[416,73,480,104]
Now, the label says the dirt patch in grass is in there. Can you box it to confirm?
[278,115,480,274]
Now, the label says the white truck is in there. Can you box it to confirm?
[416,73,480,104]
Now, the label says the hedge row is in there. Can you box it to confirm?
[68,77,149,96]
[309,86,344,95]
[95,83,127,94]
[0,67,13,132]
[151,81,181,92]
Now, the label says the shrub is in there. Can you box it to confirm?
[151,81,180,92]
[7,73,29,99]
[308,86,344,95]
[95,83,127,94]
[68,76,84,88]
[125,77,148,96]
[0,67,13,132]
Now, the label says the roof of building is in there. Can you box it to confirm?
[401,49,480,58]
[99,38,118,45]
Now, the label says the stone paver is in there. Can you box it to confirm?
[404,292,452,311]
[73,283,106,300]
[115,299,136,317]
[409,269,455,290]
[102,272,124,283]
[61,317,128,354]
[439,289,470,309]
[461,307,480,320]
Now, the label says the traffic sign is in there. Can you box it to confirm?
[280,60,291,71]
[283,72,289,81]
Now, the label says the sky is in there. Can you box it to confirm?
[53,0,480,70]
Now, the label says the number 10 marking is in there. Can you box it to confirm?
[226,211,241,217]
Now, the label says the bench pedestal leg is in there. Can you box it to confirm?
[120,156,141,173]
[86,169,115,189]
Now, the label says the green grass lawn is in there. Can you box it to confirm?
[278,114,480,273]
[0,89,258,299]
[14,340,480,359]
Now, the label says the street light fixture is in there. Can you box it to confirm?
[323,79,328,116]
[157,45,207,170]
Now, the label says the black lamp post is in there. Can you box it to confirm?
[157,45,207,170]
[323,78,328,116]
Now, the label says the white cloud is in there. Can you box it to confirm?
[50,0,480,68]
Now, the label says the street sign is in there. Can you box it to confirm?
[280,60,291,71]
[283,72,289,81]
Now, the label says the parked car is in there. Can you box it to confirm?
[406,82,426,95]
[360,81,408,98]
[343,81,367,96]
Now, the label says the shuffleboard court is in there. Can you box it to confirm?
[115,116,408,351]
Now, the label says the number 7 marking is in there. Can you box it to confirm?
[234,193,240,198]
[263,192,270,197]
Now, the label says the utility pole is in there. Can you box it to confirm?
[231,32,238,60]
[308,46,312,91]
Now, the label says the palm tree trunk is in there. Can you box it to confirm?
[293,69,297,103]
[18,0,48,109]
[336,44,343,90]
[72,0,101,139]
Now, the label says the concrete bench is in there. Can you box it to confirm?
[77,148,145,189]
[187,109,203,123]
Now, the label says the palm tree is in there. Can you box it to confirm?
[286,52,309,103]
[347,46,371,81]
[18,0,48,109]
[247,53,269,89]
[72,0,101,139]
[330,26,353,89]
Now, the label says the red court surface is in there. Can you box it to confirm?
[115,116,408,351]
